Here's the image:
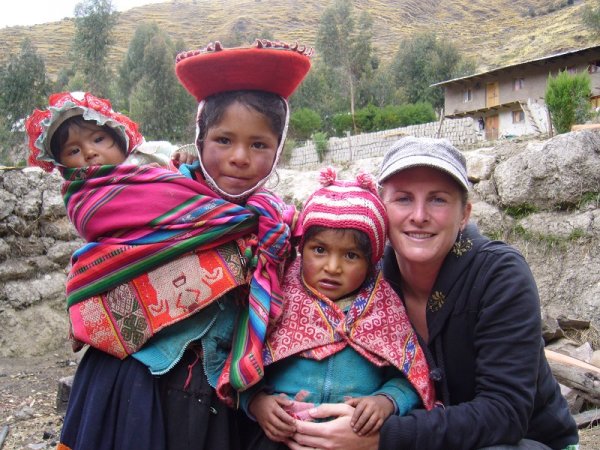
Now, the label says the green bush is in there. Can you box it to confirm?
[313,132,329,162]
[289,108,322,140]
[354,104,379,132]
[397,102,437,127]
[331,113,354,136]
[332,102,436,136]
[372,105,401,130]
[545,70,592,134]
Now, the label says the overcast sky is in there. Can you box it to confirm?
[0,0,168,28]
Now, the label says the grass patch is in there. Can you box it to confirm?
[507,224,590,251]
[504,203,538,219]
[577,192,600,209]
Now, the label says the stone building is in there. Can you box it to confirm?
[433,45,600,140]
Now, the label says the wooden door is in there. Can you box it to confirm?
[485,115,499,140]
[486,82,499,107]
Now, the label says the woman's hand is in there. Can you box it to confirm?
[286,403,379,450]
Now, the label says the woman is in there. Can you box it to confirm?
[287,136,578,450]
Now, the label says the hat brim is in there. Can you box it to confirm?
[378,156,470,192]
[176,47,311,101]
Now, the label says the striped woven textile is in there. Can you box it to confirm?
[62,164,294,391]
[218,191,292,397]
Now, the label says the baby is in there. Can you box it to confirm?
[26,91,194,172]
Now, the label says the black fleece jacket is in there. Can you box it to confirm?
[379,225,578,450]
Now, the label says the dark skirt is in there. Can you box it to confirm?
[60,347,255,450]
[246,427,289,450]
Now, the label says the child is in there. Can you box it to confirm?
[26,40,312,450]
[26,91,195,172]
[242,168,436,449]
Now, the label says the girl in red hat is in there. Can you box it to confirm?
[32,40,312,450]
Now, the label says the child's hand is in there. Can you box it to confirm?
[283,394,315,421]
[171,150,198,165]
[345,395,394,436]
[249,392,296,442]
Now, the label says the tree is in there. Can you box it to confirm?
[72,0,118,96]
[316,0,376,132]
[123,24,196,142]
[0,38,48,161]
[117,22,161,107]
[545,70,591,134]
[390,32,475,110]
[291,66,349,128]
[0,39,47,125]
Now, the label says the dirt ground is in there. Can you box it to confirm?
[0,353,598,449]
[0,353,77,450]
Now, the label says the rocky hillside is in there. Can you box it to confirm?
[0,0,597,80]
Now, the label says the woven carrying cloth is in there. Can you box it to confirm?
[63,164,293,392]
[262,258,436,410]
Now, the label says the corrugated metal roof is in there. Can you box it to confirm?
[431,44,600,87]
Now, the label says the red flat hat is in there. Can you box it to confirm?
[176,39,313,101]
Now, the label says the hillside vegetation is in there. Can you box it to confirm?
[0,0,597,81]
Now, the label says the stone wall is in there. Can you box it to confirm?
[287,117,484,169]
[0,168,83,357]
[1,130,599,357]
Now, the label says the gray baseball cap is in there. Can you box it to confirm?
[378,136,469,191]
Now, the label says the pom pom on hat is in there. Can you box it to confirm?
[299,167,388,263]
[175,39,313,102]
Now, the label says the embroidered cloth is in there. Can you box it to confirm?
[63,164,292,391]
[262,258,436,410]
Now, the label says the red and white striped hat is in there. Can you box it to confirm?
[298,167,388,263]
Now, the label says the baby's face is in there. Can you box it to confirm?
[59,123,126,168]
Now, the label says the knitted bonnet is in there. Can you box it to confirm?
[299,167,388,263]
[25,91,144,172]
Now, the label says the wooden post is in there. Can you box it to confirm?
[436,108,445,138]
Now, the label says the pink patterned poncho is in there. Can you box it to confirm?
[62,163,294,394]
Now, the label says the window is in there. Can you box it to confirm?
[463,88,473,102]
[589,61,600,74]
[512,110,525,123]
[513,78,525,91]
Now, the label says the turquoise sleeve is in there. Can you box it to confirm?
[374,375,421,416]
